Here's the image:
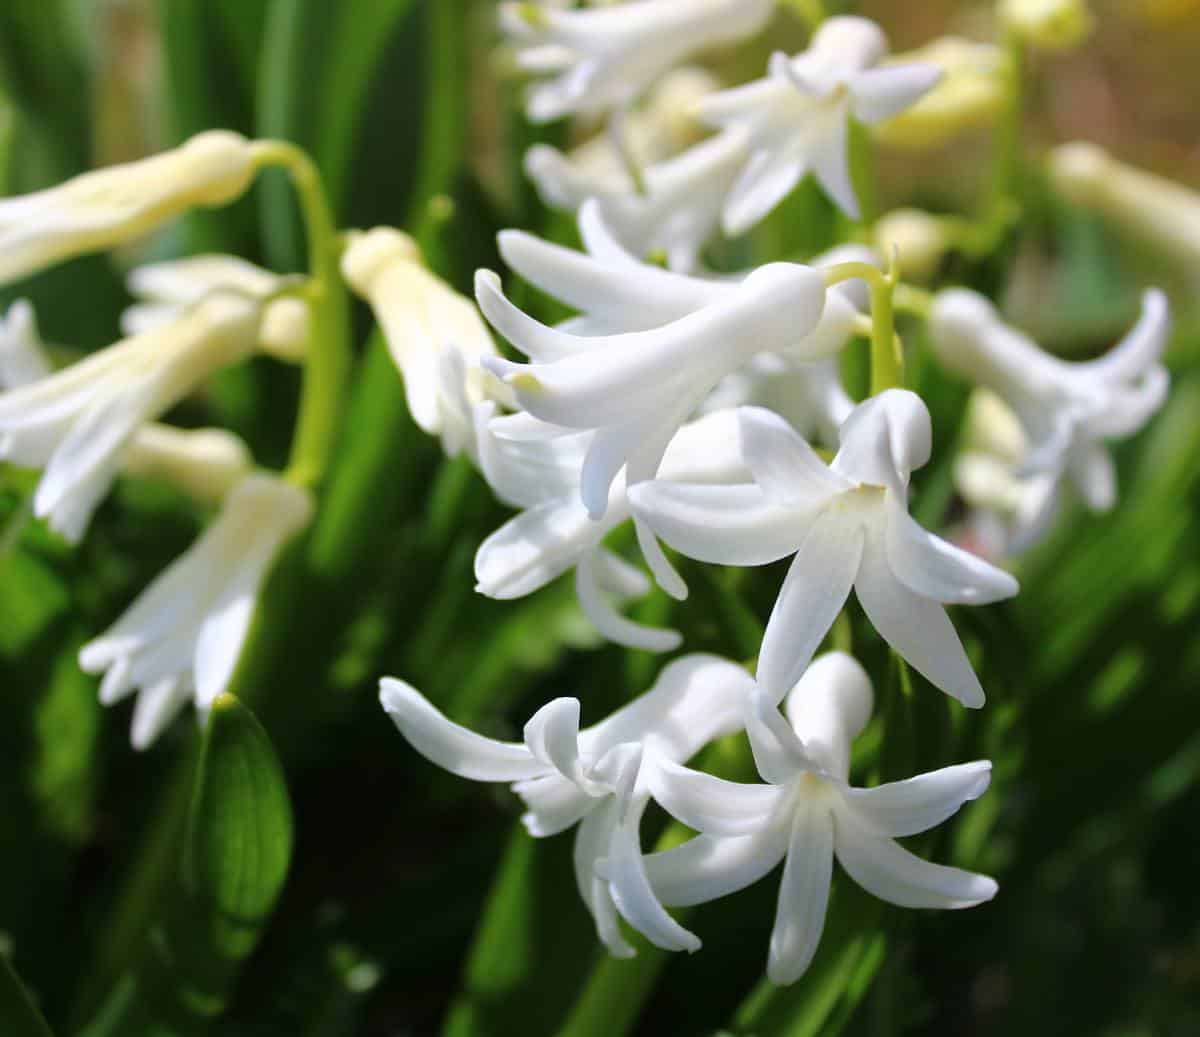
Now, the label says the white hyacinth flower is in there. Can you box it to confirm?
[928,288,1170,513]
[379,654,757,957]
[629,653,996,983]
[475,407,747,651]
[697,16,940,230]
[0,293,263,543]
[630,394,1019,706]
[476,260,828,517]
[523,66,719,209]
[79,472,313,749]
[341,227,504,454]
[0,131,259,286]
[501,0,773,123]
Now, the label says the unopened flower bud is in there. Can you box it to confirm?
[874,209,952,280]
[260,298,311,362]
[122,426,253,504]
[1001,0,1094,51]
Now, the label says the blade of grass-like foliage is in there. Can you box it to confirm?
[0,955,53,1037]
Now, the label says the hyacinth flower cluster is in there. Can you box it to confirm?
[0,0,1188,999]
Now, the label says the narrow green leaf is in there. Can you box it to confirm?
[0,954,54,1037]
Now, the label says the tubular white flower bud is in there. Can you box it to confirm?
[874,208,952,280]
[121,425,253,504]
[1000,0,1094,51]
[0,131,258,286]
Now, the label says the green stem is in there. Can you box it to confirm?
[823,261,902,394]
[989,30,1026,221]
[250,140,352,490]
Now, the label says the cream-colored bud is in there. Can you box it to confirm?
[0,130,258,286]
[259,297,311,362]
[874,209,952,281]
[876,38,1007,149]
[1001,0,1094,51]
[123,426,253,504]
[340,228,423,295]
[960,388,1028,464]
[1049,142,1200,265]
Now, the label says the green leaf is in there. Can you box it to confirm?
[0,954,54,1037]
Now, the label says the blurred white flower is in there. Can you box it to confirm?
[629,653,995,983]
[477,260,827,516]
[0,131,258,286]
[342,227,505,455]
[631,393,1019,706]
[0,300,52,387]
[474,407,747,651]
[928,288,1170,513]
[79,473,313,749]
[379,654,757,956]
[697,16,940,230]
[501,0,772,123]
[0,293,263,543]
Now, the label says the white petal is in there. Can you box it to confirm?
[575,550,682,653]
[1081,288,1169,381]
[832,389,932,493]
[883,493,1019,604]
[644,825,791,907]
[757,510,863,703]
[515,772,595,837]
[807,108,860,220]
[474,269,586,362]
[738,406,852,507]
[853,530,985,708]
[378,678,544,781]
[574,804,637,958]
[841,761,992,838]
[768,794,835,985]
[833,803,998,909]
[633,515,688,602]
[745,687,818,785]
[577,198,644,269]
[629,480,817,567]
[523,697,587,785]
[650,759,787,836]
[474,498,603,600]
[1066,444,1116,511]
[130,676,192,750]
[849,64,942,124]
[722,147,807,238]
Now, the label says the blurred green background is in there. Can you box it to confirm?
[1,1,1199,1035]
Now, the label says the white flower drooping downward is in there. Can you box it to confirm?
[928,287,1170,513]
[628,653,996,983]
[79,472,313,749]
[631,393,1019,706]
[379,654,757,957]
[696,16,940,230]
[476,259,828,517]
[0,293,264,543]
[0,131,259,286]
[501,0,773,123]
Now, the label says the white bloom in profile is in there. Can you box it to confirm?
[523,66,720,209]
[631,394,1019,706]
[379,654,757,957]
[476,260,828,516]
[0,293,262,543]
[928,288,1170,513]
[0,300,52,387]
[697,16,940,230]
[0,131,259,286]
[475,407,747,651]
[501,0,773,123]
[630,653,996,983]
[79,473,313,749]
[342,227,504,453]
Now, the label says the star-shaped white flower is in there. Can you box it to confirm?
[696,16,940,231]
[501,0,772,123]
[79,472,313,749]
[0,293,263,544]
[475,407,746,651]
[0,131,258,287]
[628,653,996,983]
[476,260,828,517]
[928,287,1170,513]
[379,654,757,957]
[630,393,1019,706]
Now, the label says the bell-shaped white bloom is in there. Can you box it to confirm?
[0,293,263,543]
[379,654,757,957]
[475,407,747,651]
[342,228,504,454]
[630,394,1019,706]
[501,0,772,123]
[79,473,313,749]
[0,131,258,286]
[0,300,52,388]
[477,261,828,517]
[1049,142,1200,267]
[524,66,719,208]
[873,38,1007,150]
[697,17,940,230]
[928,288,1170,513]
[629,653,996,983]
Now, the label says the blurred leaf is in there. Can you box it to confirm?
[0,954,53,1037]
